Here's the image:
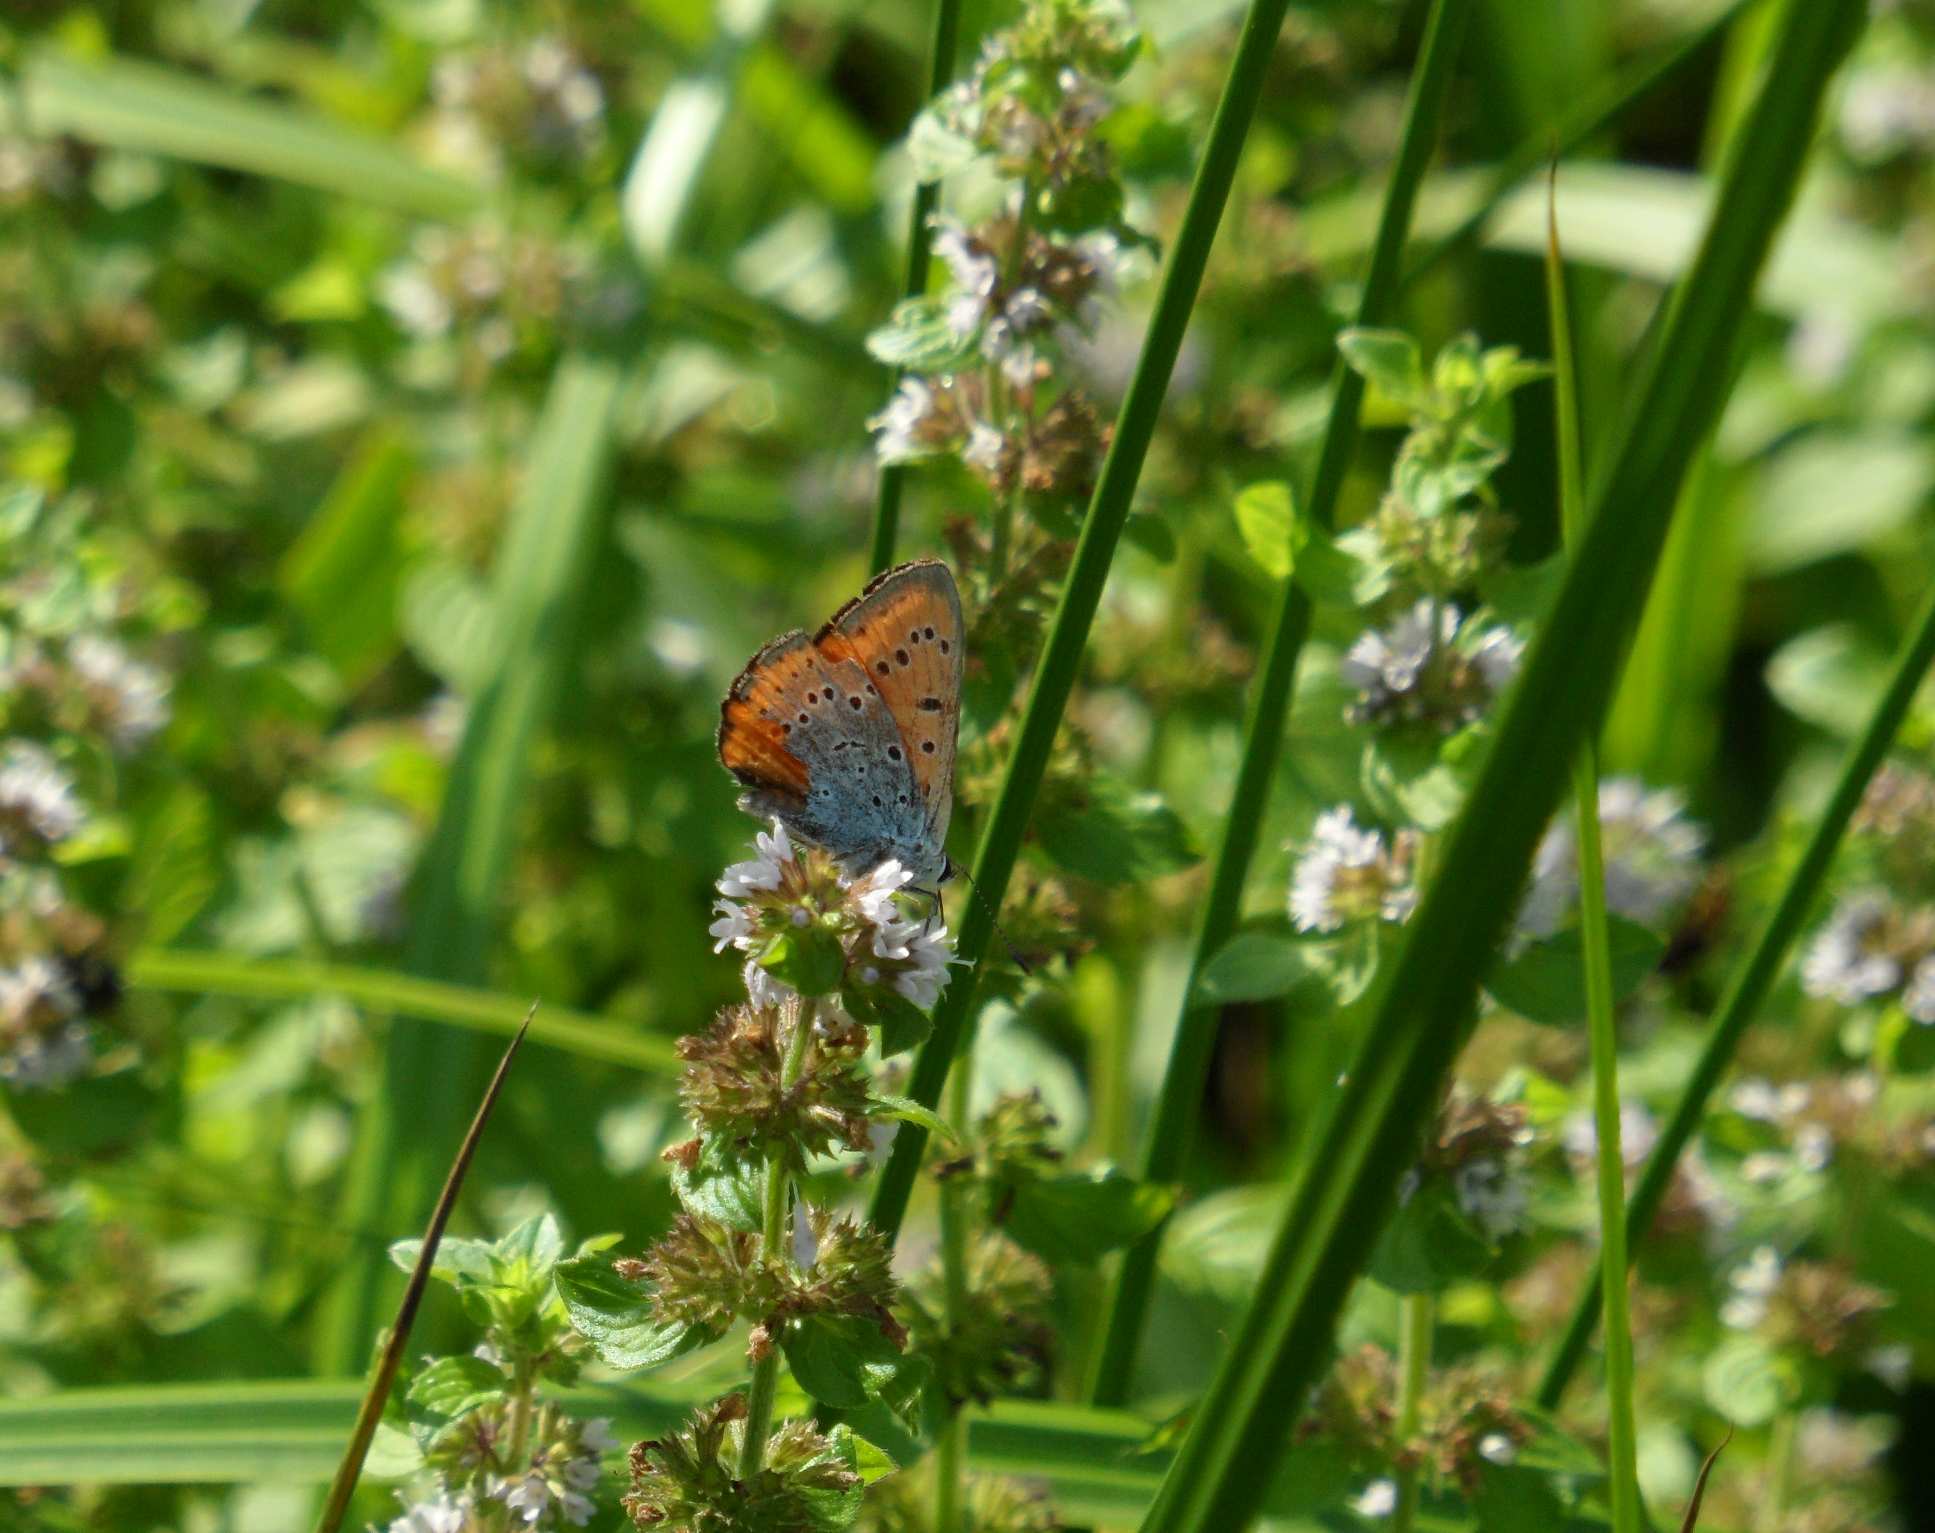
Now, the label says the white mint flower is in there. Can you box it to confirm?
[1289,806,1417,934]
[1452,1155,1528,1241]
[67,634,171,750]
[1561,1101,1659,1168]
[871,914,956,1009]
[0,955,90,1090]
[1339,600,1450,700]
[1721,1244,1783,1330]
[0,742,83,855]
[1341,600,1522,729]
[718,822,794,898]
[1478,1432,1518,1466]
[1800,891,1903,1004]
[387,1492,473,1533]
[1902,954,1935,1023]
[962,421,1007,475]
[1470,626,1524,692]
[1517,777,1704,941]
[868,377,943,465]
[1350,1479,1398,1518]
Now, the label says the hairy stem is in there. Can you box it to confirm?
[739,1003,817,1479]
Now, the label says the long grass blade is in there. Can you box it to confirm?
[312,1006,533,1533]
[1548,168,1642,1533]
[1536,570,1935,1405]
[867,0,966,572]
[127,949,674,1072]
[15,50,482,217]
[1137,5,1865,1528]
[316,354,622,1373]
[866,0,1306,1243]
[1085,0,1476,1406]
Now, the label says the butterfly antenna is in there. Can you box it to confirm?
[949,861,1034,976]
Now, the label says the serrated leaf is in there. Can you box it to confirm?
[405,1356,503,1421]
[1485,916,1666,1026]
[1194,932,1326,1007]
[781,1314,908,1411]
[1337,327,1426,409]
[1367,1180,1496,1294]
[868,1094,953,1141]
[999,1170,1175,1264]
[1233,481,1299,580]
[671,1136,768,1233]
[843,986,933,1059]
[1036,777,1199,886]
[387,1236,495,1287]
[865,297,977,372]
[554,1254,709,1372]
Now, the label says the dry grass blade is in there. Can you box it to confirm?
[1678,1426,1732,1533]
[310,1003,536,1533]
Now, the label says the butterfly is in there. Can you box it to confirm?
[717,558,963,890]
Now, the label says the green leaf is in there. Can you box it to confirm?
[387,1236,495,1288]
[1367,1180,1496,1294]
[1764,624,1901,738]
[671,1137,768,1233]
[554,1255,708,1372]
[3,1068,157,1157]
[1699,1336,1795,1428]
[404,1357,503,1421]
[1293,526,1377,608]
[18,50,482,216]
[999,1171,1175,1264]
[1036,778,1200,886]
[1744,431,1935,576]
[781,1314,909,1411]
[279,428,414,689]
[1194,932,1327,1007]
[864,297,978,372]
[868,1094,953,1140]
[800,1424,867,1532]
[1486,916,1666,1026]
[1361,728,1475,832]
[1124,510,1177,563]
[1336,328,1427,409]
[1468,1461,1569,1532]
[843,986,933,1059]
[906,107,980,181]
[1232,481,1299,580]
[759,925,848,999]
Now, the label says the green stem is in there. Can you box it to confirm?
[1537,570,1935,1407]
[1757,1409,1797,1533]
[868,0,966,573]
[1086,0,1476,1407]
[504,1359,537,1470]
[866,0,1307,1246]
[739,1003,817,1479]
[1549,170,1642,1533]
[1390,1293,1434,1533]
[933,1042,974,1533]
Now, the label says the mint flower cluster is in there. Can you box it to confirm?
[1,486,172,1091]
[867,0,1145,511]
[554,824,965,1530]
[378,1216,618,1531]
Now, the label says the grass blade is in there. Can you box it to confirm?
[1548,168,1642,1533]
[1086,0,1477,1405]
[127,949,675,1072]
[1137,5,1865,1529]
[1536,571,1935,1405]
[867,0,967,572]
[316,353,622,1373]
[865,0,1307,1243]
[312,1005,533,1533]
[15,50,481,217]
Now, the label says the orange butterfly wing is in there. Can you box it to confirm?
[717,630,815,805]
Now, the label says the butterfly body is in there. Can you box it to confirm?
[718,559,963,887]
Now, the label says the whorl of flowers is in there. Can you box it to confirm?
[1288,806,1420,934]
[709,822,956,1016]
[1405,1092,1535,1243]
[1516,777,1706,941]
[671,1001,875,1170]
[1338,599,1523,732]
[390,1407,616,1531]
[898,1232,1055,1407]
[624,1394,861,1532]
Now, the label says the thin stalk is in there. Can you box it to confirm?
[868,0,966,573]
[1138,8,1865,1529]
[1086,0,1476,1406]
[1549,173,1642,1533]
[933,1045,974,1533]
[740,1004,817,1479]
[1390,1293,1434,1533]
[867,0,1306,1242]
[504,1360,536,1469]
[1537,568,1935,1406]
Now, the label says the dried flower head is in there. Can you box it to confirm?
[899,1232,1054,1406]
[624,1394,861,1532]
[674,1001,874,1171]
